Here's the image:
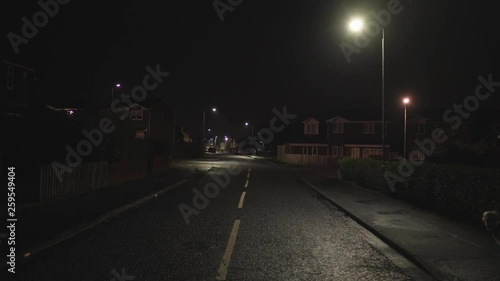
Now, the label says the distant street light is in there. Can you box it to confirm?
[348,17,386,162]
[244,122,254,136]
[111,83,121,105]
[403,97,410,160]
[202,107,217,141]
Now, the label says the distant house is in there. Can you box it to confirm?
[0,57,41,105]
[48,98,175,145]
[277,117,331,165]
[47,98,176,182]
[326,116,390,159]
[277,113,394,165]
[406,116,472,160]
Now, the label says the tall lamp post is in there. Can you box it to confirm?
[403,97,410,160]
[244,122,254,136]
[111,83,121,105]
[348,18,386,162]
[202,107,217,141]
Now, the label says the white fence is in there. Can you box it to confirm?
[277,145,335,165]
[40,161,108,201]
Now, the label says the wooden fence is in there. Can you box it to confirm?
[40,161,108,201]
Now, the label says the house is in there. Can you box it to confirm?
[326,116,391,159]
[0,57,41,105]
[406,116,473,160]
[47,98,176,182]
[277,117,332,165]
[48,98,175,145]
[277,112,394,165]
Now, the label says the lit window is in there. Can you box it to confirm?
[130,109,143,120]
[135,130,145,139]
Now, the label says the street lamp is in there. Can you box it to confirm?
[244,122,254,136]
[403,97,410,160]
[111,83,121,105]
[202,107,217,141]
[349,18,364,32]
[348,18,386,162]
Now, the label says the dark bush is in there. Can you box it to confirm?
[339,158,500,224]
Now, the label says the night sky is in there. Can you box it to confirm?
[2,0,499,137]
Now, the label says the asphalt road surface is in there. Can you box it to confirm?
[16,155,432,281]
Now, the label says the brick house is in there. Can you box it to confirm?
[326,116,391,159]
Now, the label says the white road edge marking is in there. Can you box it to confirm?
[216,220,241,280]
[238,192,246,208]
[244,179,249,188]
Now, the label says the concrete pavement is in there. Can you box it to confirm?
[302,172,500,281]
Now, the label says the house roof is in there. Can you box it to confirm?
[302,117,319,124]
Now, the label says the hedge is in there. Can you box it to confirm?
[339,158,500,224]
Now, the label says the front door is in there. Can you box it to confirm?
[351,148,360,158]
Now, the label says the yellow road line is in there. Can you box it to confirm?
[216,220,241,280]
[244,179,249,188]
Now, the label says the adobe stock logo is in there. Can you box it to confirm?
[213,0,243,22]
[178,162,242,224]
[7,0,70,54]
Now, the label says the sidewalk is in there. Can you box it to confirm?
[301,171,500,281]
[2,160,209,264]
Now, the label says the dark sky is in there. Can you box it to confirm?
[2,0,499,137]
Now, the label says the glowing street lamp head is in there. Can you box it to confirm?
[115,83,121,88]
[245,122,249,126]
[349,18,364,32]
[403,97,410,105]
[212,108,217,112]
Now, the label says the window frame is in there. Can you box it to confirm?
[332,122,344,134]
[363,122,375,134]
[332,146,344,157]
[130,109,144,120]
